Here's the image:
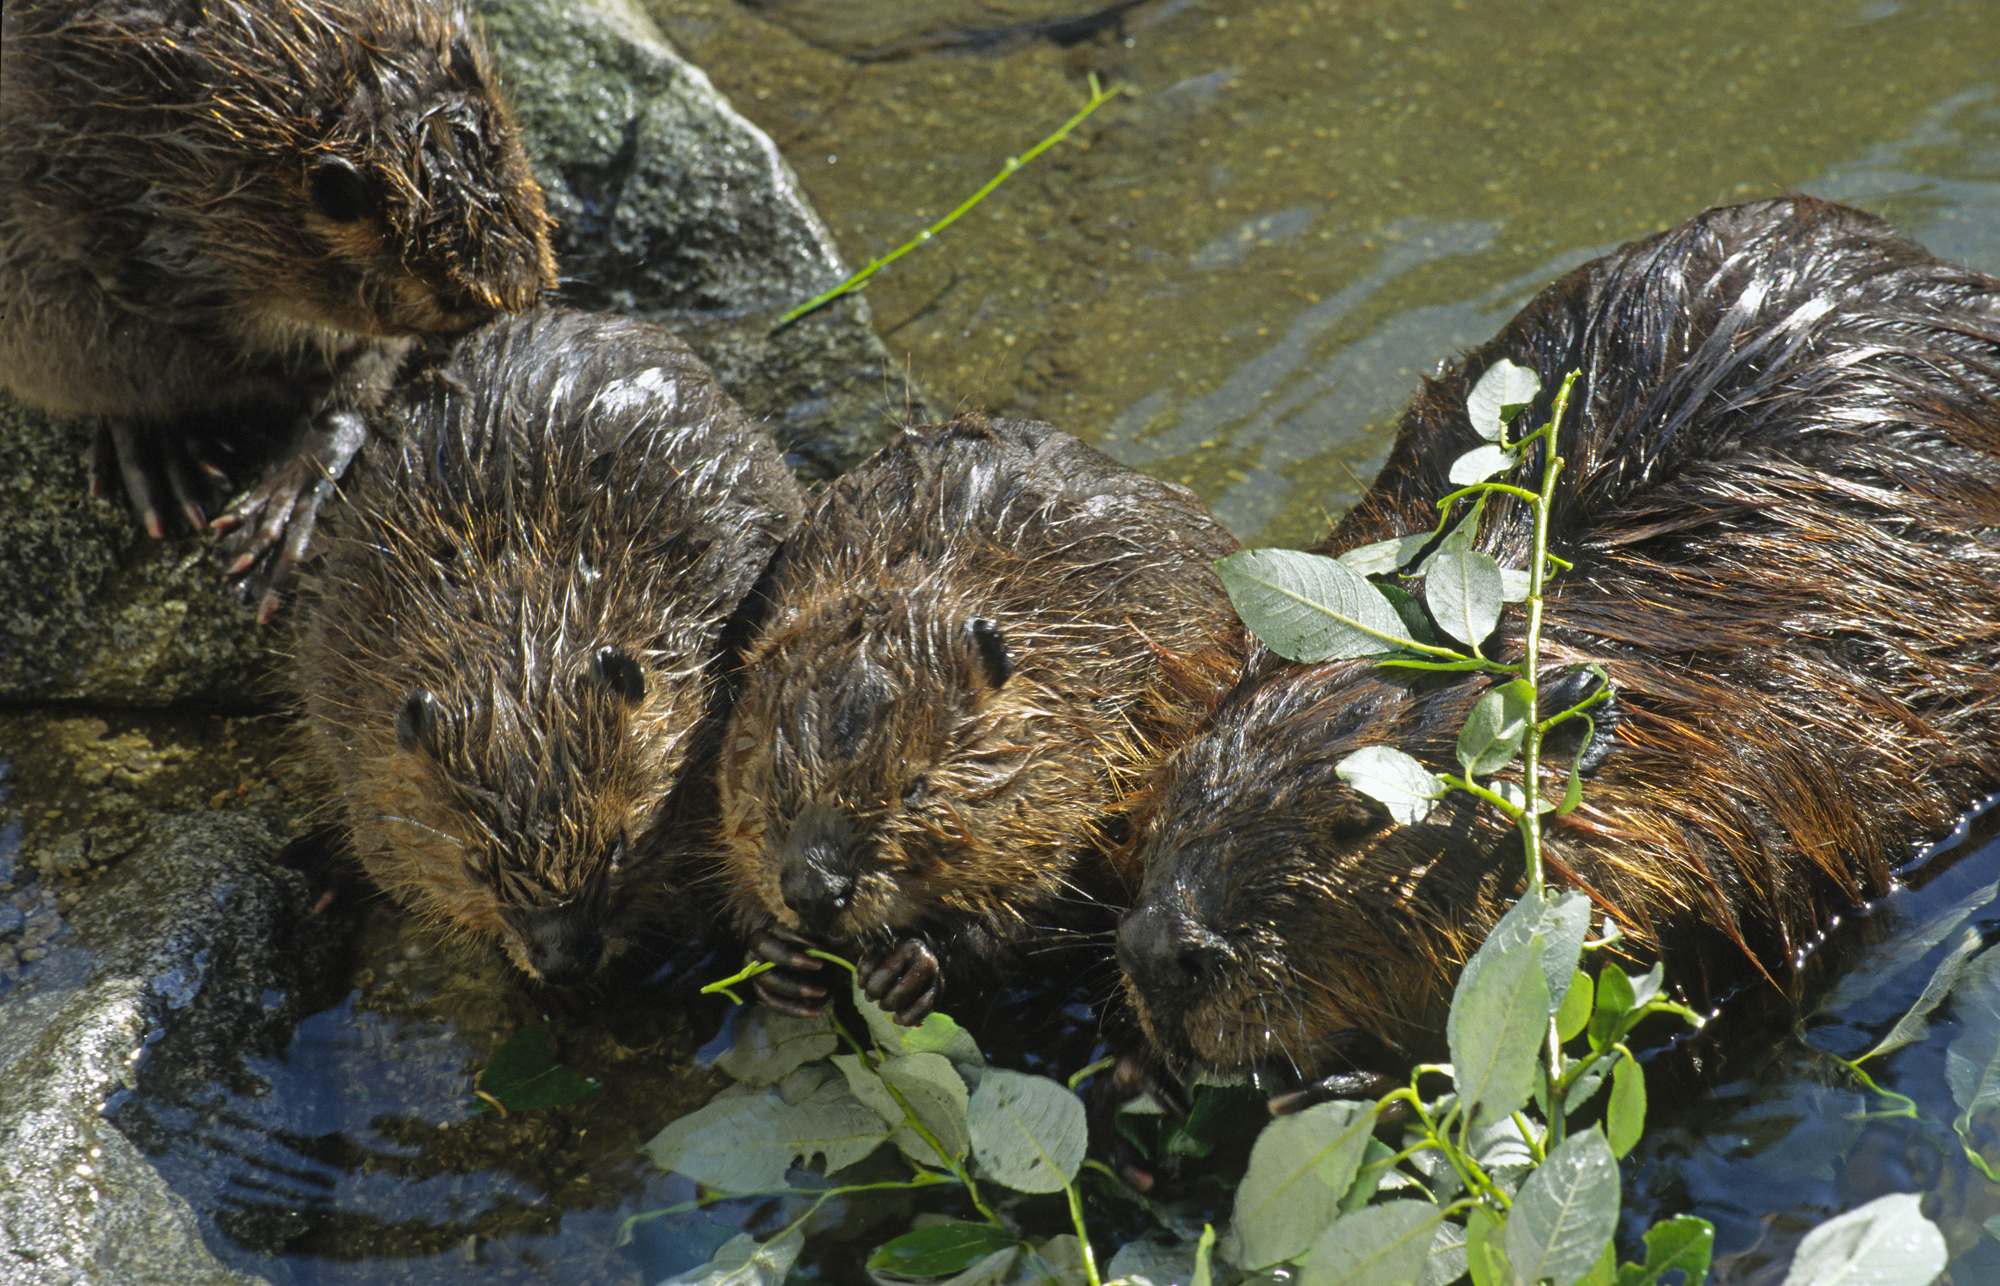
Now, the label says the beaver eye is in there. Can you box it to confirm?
[966,617,1011,690]
[902,777,928,807]
[308,158,374,224]
[395,688,444,756]
[591,647,646,705]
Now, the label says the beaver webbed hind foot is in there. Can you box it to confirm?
[214,406,370,622]
[748,924,832,1017]
[858,937,943,1025]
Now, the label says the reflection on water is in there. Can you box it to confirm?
[1629,814,2000,1283]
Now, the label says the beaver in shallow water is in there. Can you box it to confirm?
[716,413,1246,1023]
[0,0,556,616]
[1117,197,2000,1093]
[295,309,804,985]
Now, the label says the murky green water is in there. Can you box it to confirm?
[660,0,1999,543]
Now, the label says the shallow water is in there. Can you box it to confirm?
[52,0,2000,1280]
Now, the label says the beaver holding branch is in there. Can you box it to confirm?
[295,309,803,985]
[717,414,1246,1023]
[1117,197,2000,1094]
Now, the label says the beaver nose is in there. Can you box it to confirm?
[781,803,861,936]
[515,900,604,986]
[1117,898,1229,1006]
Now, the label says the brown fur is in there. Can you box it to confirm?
[716,414,1246,1014]
[295,309,804,984]
[1118,198,2000,1084]
[0,0,556,590]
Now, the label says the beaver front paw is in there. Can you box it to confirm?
[91,420,223,540]
[747,924,832,1017]
[858,937,942,1025]
[213,406,368,622]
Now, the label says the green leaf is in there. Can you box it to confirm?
[967,1069,1086,1194]
[1589,964,1636,1050]
[869,1223,1019,1278]
[1493,780,1557,815]
[855,974,986,1076]
[1229,1099,1377,1269]
[1457,680,1533,777]
[1498,565,1533,603]
[1778,1193,1945,1286]
[1217,548,1419,662]
[642,1064,891,1192]
[1614,1216,1713,1286]
[1556,968,1593,1042]
[1416,1218,1470,1286]
[1859,925,1985,1062]
[1193,1224,1216,1286]
[473,1020,600,1113]
[1947,944,2000,1134]
[1428,550,1506,647]
[1334,534,1432,576]
[716,1006,838,1087]
[1505,1128,1620,1286]
[1449,444,1517,486]
[1447,925,1550,1130]
[1105,1233,1199,1286]
[834,1051,971,1167]
[1465,1207,1510,1286]
[1300,1201,1442,1286]
[1468,359,1541,440]
[1473,889,1591,1020]
[659,1228,806,1286]
[1557,749,1585,815]
[1019,1235,1089,1286]
[1606,1054,1647,1158]
[1376,582,1441,648]
[1627,963,1664,1010]
[1336,746,1444,825]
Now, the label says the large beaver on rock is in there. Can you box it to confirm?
[295,309,804,985]
[0,0,556,614]
[1117,197,2000,1092]
[717,414,1246,1023]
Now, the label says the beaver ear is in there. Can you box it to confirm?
[395,688,444,756]
[308,158,374,224]
[590,647,647,705]
[966,617,1011,691]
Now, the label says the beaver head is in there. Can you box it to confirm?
[7,0,555,345]
[721,583,1103,951]
[297,311,805,984]
[1118,662,1519,1083]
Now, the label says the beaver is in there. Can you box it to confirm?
[294,308,805,986]
[1116,196,2000,1094]
[0,0,556,616]
[715,413,1247,1023]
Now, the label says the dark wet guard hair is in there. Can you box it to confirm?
[1118,196,2000,1086]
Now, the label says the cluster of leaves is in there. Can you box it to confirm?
[633,958,1106,1286]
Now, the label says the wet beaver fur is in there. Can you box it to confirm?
[1118,197,2000,1093]
[716,414,1247,1023]
[295,309,804,985]
[0,0,556,615]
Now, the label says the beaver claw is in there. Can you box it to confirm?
[91,420,219,539]
[212,407,368,622]
[748,925,830,1017]
[858,938,942,1025]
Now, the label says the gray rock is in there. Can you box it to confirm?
[474,0,920,478]
[0,812,333,1286]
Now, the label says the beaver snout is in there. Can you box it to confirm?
[1117,894,1231,1011]
[781,802,867,937]
[511,899,605,987]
